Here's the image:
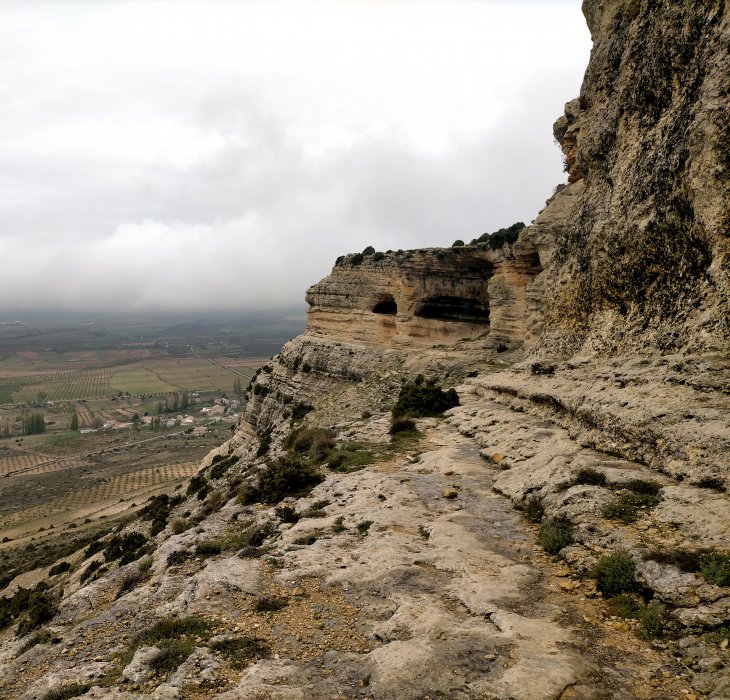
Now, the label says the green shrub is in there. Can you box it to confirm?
[166,550,192,567]
[40,684,92,700]
[609,594,665,639]
[16,591,57,638]
[326,442,375,472]
[350,253,364,266]
[240,457,323,505]
[332,517,346,534]
[149,638,195,674]
[139,615,211,645]
[275,505,300,524]
[472,222,525,249]
[602,501,638,523]
[694,477,726,492]
[170,517,189,535]
[103,532,148,564]
[392,377,459,419]
[623,479,661,496]
[698,552,730,586]
[538,516,573,554]
[195,541,222,558]
[187,474,208,497]
[573,468,607,486]
[286,427,336,462]
[521,495,544,523]
[139,494,184,535]
[356,520,373,535]
[595,551,636,596]
[48,561,71,577]
[452,239,465,247]
[389,417,416,435]
[209,636,268,669]
[79,559,102,584]
[209,455,239,480]
[362,246,375,255]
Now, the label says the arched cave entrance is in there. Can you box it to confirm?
[415,296,489,324]
[372,295,398,315]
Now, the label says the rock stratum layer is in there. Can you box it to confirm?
[1,2,729,699]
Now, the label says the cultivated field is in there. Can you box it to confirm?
[0,312,303,578]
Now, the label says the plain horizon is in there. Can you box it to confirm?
[1,0,591,314]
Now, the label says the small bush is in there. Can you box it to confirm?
[623,479,661,496]
[195,541,222,558]
[538,516,573,554]
[254,596,287,612]
[48,561,71,577]
[389,417,416,435]
[595,551,635,596]
[170,518,189,535]
[210,455,239,480]
[610,594,665,639]
[452,239,465,247]
[79,559,102,584]
[275,505,300,524]
[40,684,91,700]
[240,457,323,505]
[602,501,638,523]
[16,591,57,638]
[694,477,726,492]
[573,468,607,486]
[522,495,544,523]
[166,550,192,567]
[332,517,346,534]
[209,636,268,669]
[139,494,184,536]
[293,534,319,545]
[187,474,208,497]
[356,520,373,535]
[149,638,194,674]
[104,532,148,565]
[698,552,730,586]
[392,378,459,419]
[286,427,336,462]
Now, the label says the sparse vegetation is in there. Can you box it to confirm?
[391,376,459,419]
[610,594,666,639]
[573,467,607,486]
[253,595,287,612]
[195,541,222,558]
[694,476,726,492]
[538,516,573,554]
[595,551,636,596]
[48,561,71,577]
[469,222,525,249]
[286,426,336,462]
[522,495,544,523]
[275,505,300,523]
[239,456,323,505]
[39,684,92,700]
[356,520,373,535]
[209,636,268,669]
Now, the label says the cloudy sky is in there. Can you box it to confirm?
[0,0,591,314]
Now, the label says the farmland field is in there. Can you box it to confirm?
[0,311,304,586]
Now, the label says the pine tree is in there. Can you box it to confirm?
[181,391,189,410]
[70,412,79,431]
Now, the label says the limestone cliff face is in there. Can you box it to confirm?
[529,0,729,356]
[305,243,541,350]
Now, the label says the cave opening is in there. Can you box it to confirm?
[373,296,398,315]
[415,296,489,324]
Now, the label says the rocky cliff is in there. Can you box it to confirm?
[0,2,728,699]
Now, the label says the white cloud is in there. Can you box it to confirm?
[0,0,591,313]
